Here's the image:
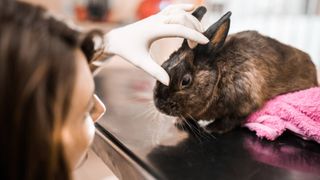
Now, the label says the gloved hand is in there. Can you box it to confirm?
[103,4,209,85]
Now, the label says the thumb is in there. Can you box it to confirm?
[120,53,170,86]
[142,58,170,86]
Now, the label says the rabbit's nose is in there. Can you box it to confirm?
[154,88,170,99]
[154,98,166,107]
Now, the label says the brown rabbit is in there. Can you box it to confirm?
[153,7,318,134]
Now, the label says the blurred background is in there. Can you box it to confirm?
[19,1,320,180]
[22,0,320,66]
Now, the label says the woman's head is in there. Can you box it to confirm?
[0,1,105,179]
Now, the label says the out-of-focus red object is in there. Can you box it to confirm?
[195,0,205,6]
[75,5,88,21]
[137,0,160,20]
[137,0,173,20]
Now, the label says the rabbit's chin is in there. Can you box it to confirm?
[156,107,182,117]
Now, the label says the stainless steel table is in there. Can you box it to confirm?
[92,67,320,180]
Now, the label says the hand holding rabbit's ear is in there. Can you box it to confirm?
[103,4,209,86]
[183,9,231,52]
[186,6,208,48]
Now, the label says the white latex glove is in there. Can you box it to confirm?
[104,4,209,86]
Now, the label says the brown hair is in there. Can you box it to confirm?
[0,1,101,179]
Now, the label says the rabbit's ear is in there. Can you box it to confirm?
[192,6,207,21]
[205,11,231,52]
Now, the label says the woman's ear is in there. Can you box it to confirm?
[205,11,231,52]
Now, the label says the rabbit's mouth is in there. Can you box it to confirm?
[157,106,181,117]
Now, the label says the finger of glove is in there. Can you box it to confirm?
[164,12,206,48]
[161,4,195,15]
[165,13,204,33]
[159,24,209,44]
[121,53,170,86]
[138,57,170,86]
[164,14,206,48]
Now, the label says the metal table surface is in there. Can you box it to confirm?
[92,67,320,180]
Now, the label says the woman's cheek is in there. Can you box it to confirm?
[62,115,96,169]
[83,115,96,146]
[73,115,96,169]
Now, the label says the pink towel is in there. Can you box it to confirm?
[244,87,320,143]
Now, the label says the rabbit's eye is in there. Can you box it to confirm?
[181,74,192,88]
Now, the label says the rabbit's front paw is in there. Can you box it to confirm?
[203,118,239,134]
